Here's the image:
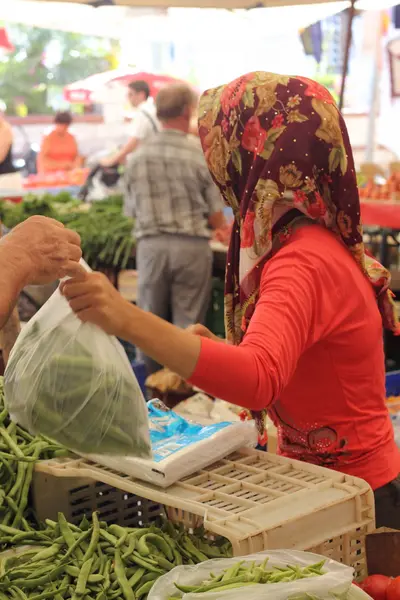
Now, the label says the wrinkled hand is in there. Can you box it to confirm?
[2,216,82,285]
[100,156,116,168]
[186,323,224,343]
[61,272,130,337]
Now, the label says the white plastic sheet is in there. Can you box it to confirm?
[149,550,354,600]
[4,266,151,457]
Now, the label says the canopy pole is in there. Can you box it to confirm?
[339,0,356,112]
[365,11,383,163]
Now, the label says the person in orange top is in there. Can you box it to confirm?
[38,111,79,173]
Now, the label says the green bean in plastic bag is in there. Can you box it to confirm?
[4,263,151,458]
[148,550,354,600]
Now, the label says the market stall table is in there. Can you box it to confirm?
[361,200,400,230]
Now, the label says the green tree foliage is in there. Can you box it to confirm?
[0,25,113,115]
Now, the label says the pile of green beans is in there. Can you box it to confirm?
[61,199,135,270]
[0,513,232,599]
[0,378,69,531]
[169,558,327,597]
[0,194,135,270]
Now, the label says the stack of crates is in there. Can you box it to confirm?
[34,447,375,581]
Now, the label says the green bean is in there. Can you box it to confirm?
[99,529,119,546]
[137,534,173,561]
[128,567,145,589]
[59,513,84,560]
[122,533,136,559]
[130,553,164,574]
[136,580,156,598]
[10,530,52,544]
[65,566,104,583]
[102,559,111,593]
[29,587,69,600]
[8,463,27,500]
[29,543,62,563]
[114,549,134,600]
[62,530,92,563]
[10,587,28,600]
[0,428,24,458]
[73,556,93,597]
[0,524,21,536]
[82,512,99,562]
[4,564,67,589]
[221,561,243,582]
[151,555,175,571]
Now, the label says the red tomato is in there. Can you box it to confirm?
[360,575,391,599]
[387,577,400,600]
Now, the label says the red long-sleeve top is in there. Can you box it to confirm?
[190,226,400,490]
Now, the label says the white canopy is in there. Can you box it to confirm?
[1,0,397,38]
[21,0,347,6]
[15,0,400,7]
[0,1,351,38]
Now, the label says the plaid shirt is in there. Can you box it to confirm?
[124,130,223,240]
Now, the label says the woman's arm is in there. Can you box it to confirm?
[62,273,202,378]
[0,123,12,163]
[62,247,318,410]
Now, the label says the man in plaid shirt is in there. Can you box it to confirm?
[124,83,225,374]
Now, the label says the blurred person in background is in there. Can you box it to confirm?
[123,83,225,374]
[0,100,15,177]
[38,111,80,174]
[101,80,160,168]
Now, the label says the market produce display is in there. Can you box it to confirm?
[0,193,135,270]
[0,374,234,599]
[356,574,400,599]
[0,513,232,599]
[149,550,355,600]
[169,558,327,595]
[358,171,400,201]
[0,378,68,530]
[23,169,90,190]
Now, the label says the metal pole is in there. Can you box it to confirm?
[339,0,356,112]
[365,11,383,163]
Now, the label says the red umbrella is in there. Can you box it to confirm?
[64,69,187,104]
[0,27,14,53]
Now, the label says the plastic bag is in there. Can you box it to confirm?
[88,400,257,487]
[4,269,151,457]
[148,550,354,600]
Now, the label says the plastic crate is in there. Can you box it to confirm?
[34,448,374,580]
[31,470,164,528]
[386,370,400,397]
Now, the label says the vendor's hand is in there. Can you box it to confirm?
[186,324,225,344]
[61,272,130,337]
[1,216,82,285]
[100,157,116,168]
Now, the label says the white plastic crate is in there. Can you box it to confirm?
[35,448,374,580]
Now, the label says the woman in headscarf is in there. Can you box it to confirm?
[63,72,400,528]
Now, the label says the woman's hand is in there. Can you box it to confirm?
[62,272,202,379]
[62,272,131,337]
[186,324,225,344]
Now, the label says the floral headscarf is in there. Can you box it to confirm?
[198,72,398,436]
